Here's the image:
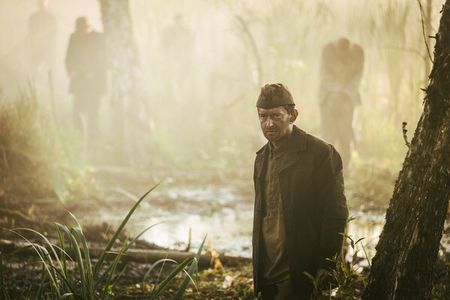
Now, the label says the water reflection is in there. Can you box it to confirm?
[136,185,254,257]
[81,183,387,259]
[346,214,384,264]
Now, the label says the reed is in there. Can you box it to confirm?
[7,184,204,299]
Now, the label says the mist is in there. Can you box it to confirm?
[1,0,448,298]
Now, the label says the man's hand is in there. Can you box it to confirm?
[316,268,335,291]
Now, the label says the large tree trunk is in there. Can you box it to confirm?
[362,2,450,299]
[98,0,141,165]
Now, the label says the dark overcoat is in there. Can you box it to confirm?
[252,125,348,298]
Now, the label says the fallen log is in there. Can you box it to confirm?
[0,208,37,226]
[0,239,251,269]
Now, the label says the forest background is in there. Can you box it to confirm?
[0,0,448,298]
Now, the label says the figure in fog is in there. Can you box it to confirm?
[319,37,364,167]
[26,0,57,71]
[161,14,195,102]
[65,17,108,136]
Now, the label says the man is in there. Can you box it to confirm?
[65,17,108,135]
[253,83,348,299]
[319,37,364,168]
[27,0,58,71]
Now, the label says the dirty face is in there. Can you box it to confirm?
[75,17,89,33]
[257,106,297,142]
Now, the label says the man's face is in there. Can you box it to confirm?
[76,18,89,33]
[257,106,297,142]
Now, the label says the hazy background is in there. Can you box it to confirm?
[1,0,442,166]
[0,0,445,256]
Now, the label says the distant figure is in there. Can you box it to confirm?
[161,14,195,101]
[27,0,57,70]
[319,37,364,167]
[65,17,107,135]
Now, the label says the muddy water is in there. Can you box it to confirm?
[80,182,386,260]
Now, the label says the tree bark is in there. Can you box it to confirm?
[98,0,141,164]
[363,1,450,299]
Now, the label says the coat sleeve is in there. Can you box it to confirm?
[65,35,77,76]
[313,144,349,270]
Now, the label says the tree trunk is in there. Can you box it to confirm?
[98,0,141,165]
[363,1,450,299]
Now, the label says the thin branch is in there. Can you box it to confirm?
[234,15,263,87]
[417,0,434,63]
[384,45,423,58]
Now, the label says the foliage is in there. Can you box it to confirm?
[346,161,398,211]
[305,217,369,299]
[0,89,55,199]
[345,110,407,211]
[3,184,204,299]
[0,88,93,207]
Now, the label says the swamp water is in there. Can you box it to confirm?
[79,181,385,262]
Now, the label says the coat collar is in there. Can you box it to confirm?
[255,125,308,155]
[255,125,308,180]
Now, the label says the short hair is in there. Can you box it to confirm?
[283,104,296,114]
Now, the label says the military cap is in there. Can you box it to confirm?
[256,83,295,108]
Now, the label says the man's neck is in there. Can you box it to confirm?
[270,127,293,149]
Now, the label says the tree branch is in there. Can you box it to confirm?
[417,0,434,63]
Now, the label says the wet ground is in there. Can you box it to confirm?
[76,171,388,260]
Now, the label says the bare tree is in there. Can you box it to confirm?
[98,0,141,164]
[363,1,450,299]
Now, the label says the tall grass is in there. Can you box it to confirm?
[6,183,204,299]
[0,89,54,199]
[0,87,89,207]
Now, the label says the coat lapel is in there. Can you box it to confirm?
[279,125,308,173]
[255,144,268,182]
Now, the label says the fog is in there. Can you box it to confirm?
[0,0,446,259]
[0,0,442,170]
[2,1,450,298]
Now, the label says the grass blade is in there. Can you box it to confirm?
[143,258,178,284]
[9,229,61,297]
[93,183,161,276]
[99,222,162,298]
[69,213,94,297]
[174,235,207,300]
[150,256,195,299]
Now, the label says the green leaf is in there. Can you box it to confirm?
[175,235,207,300]
[93,182,161,277]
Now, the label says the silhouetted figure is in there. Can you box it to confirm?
[27,0,57,70]
[65,17,107,136]
[319,37,364,167]
[161,14,195,102]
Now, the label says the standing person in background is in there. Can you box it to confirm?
[319,37,364,168]
[253,83,348,299]
[161,13,196,103]
[65,17,108,140]
[27,0,58,72]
